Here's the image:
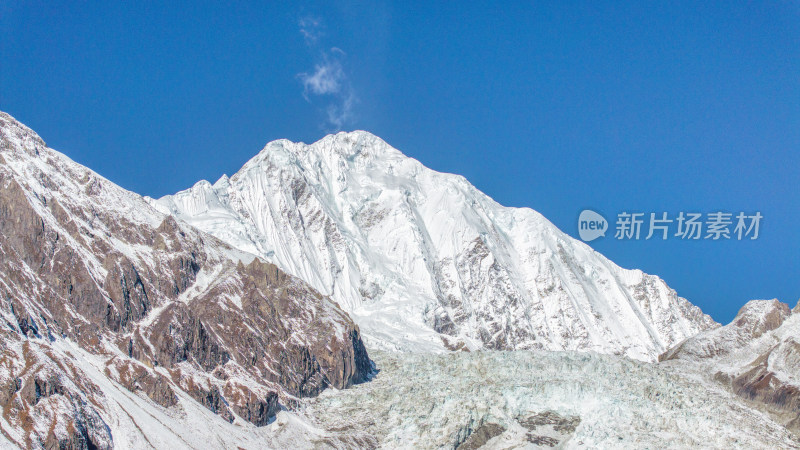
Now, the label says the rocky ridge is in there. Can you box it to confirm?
[0,111,371,448]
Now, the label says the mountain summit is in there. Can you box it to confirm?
[154,130,717,361]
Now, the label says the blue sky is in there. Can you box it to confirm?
[1,1,798,323]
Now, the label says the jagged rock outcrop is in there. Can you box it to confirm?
[662,298,800,434]
[0,111,371,446]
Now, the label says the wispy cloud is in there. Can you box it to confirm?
[297,19,357,131]
[326,88,356,131]
[299,16,322,46]
[299,51,345,98]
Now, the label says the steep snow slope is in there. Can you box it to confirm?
[154,131,716,361]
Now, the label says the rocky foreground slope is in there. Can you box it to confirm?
[0,111,370,448]
[154,131,716,361]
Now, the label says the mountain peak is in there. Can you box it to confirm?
[261,130,392,158]
[159,126,716,361]
[735,298,790,322]
[233,130,409,187]
[326,129,382,140]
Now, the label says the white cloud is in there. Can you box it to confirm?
[299,57,344,98]
[326,90,356,131]
[297,18,357,131]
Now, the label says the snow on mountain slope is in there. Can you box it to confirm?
[154,131,716,361]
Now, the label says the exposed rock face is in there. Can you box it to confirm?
[662,299,800,434]
[518,411,581,446]
[0,337,114,449]
[456,422,505,449]
[103,357,178,408]
[155,131,717,361]
[0,111,371,446]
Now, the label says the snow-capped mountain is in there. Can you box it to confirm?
[154,131,716,361]
[1,111,796,449]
